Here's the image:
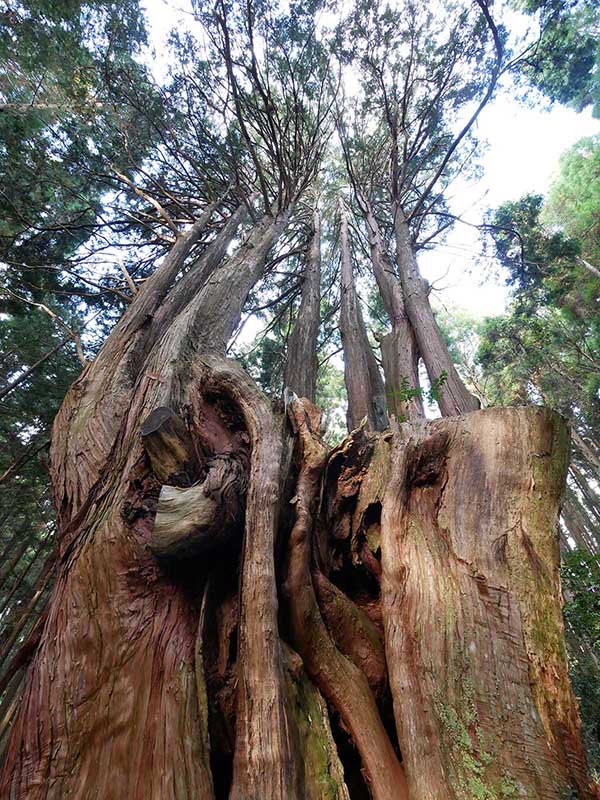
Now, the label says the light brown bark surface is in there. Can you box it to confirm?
[284,209,321,402]
[381,406,595,799]
[393,204,479,417]
[359,194,423,421]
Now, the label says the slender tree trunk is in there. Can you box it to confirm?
[339,196,388,432]
[284,209,321,402]
[571,462,600,528]
[359,194,423,421]
[563,488,598,554]
[393,203,479,416]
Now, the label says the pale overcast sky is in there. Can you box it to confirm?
[421,100,600,317]
[143,0,600,323]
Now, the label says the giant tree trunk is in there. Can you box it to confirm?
[1,207,597,800]
[380,407,595,799]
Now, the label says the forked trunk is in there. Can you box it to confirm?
[359,194,423,421]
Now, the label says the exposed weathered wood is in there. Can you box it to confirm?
[381,407,596,799]
[140,407,195,484]
[198,356,301,800]
[150,453,248,559]
[283,645,351,800]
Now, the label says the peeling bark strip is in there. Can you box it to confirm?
[198,357,301,800]
[381,407,597,799]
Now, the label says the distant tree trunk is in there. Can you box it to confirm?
[562,488,598,554]
[358,193,423,421]
[393,203,480,416]
[339,196,388,432]
[284,209,321,402]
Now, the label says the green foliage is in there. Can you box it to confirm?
[479,192,600,418]
[562,550,600,650]
[561,549,600,776]
[385,371,449,420]
[544,135,600,266]
[513,0,600,116]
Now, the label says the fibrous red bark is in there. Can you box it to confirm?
[1,191,597,800]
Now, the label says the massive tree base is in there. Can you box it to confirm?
[1,381,597,799]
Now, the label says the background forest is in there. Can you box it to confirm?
[1,0,600,791]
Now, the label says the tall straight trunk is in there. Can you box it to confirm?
[339,196,388,432]
[358,194,423,421]
[393,203,480,417]
[563,488,598,554]
[571,463,600,528]
[284,209,321,402]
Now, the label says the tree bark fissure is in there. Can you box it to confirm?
[380,407,595,799]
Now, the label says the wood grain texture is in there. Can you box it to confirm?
[381,406,596,799]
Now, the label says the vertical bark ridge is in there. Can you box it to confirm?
[198,356,301,800]
[339,196,388,432]
[381,407,596,799]
[358,193,423,421]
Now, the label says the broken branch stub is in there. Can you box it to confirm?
[150,453,248,559]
